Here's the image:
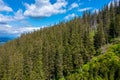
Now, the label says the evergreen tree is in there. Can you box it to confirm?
[0,1,119,80]
[94,15,105,49]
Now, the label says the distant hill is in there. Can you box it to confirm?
[0,37,13,45]
[0,37,13,42]
[0,42,5,45]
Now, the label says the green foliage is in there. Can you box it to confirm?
[66,43,120,80]
[108,43,120,56]
[0,2,120,80]
[110,37,120,44]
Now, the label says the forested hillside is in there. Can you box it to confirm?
[0,1,120,80]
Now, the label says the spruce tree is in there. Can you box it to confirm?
[94,15,105,49]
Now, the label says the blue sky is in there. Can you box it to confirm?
[0,0,113,39]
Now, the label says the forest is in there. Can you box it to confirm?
[0,1,120,80]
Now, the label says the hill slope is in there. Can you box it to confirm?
[66,43,120,80]
[0,1,120,80]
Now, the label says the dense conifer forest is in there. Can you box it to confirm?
[0,1,120,80]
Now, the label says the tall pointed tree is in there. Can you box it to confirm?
[94,14,106,49]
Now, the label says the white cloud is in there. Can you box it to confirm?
[0,0,13,12]
[64,13,76,20]
[108,0,120,7]
[24,0,67,18]
[0,24,41,37]
[78,7,92,12]
[14,9,25,20]
[11,27,40,36]
[0,9,25,24]
[69,3,79,10]
[0,14,14,24]
[0,0,25,24]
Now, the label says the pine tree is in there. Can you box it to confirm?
[94,15,106,49]
[109,2,116,39]
[115,14,120,37]
[102,5,110,43]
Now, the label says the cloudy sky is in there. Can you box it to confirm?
[0,0,113,39]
